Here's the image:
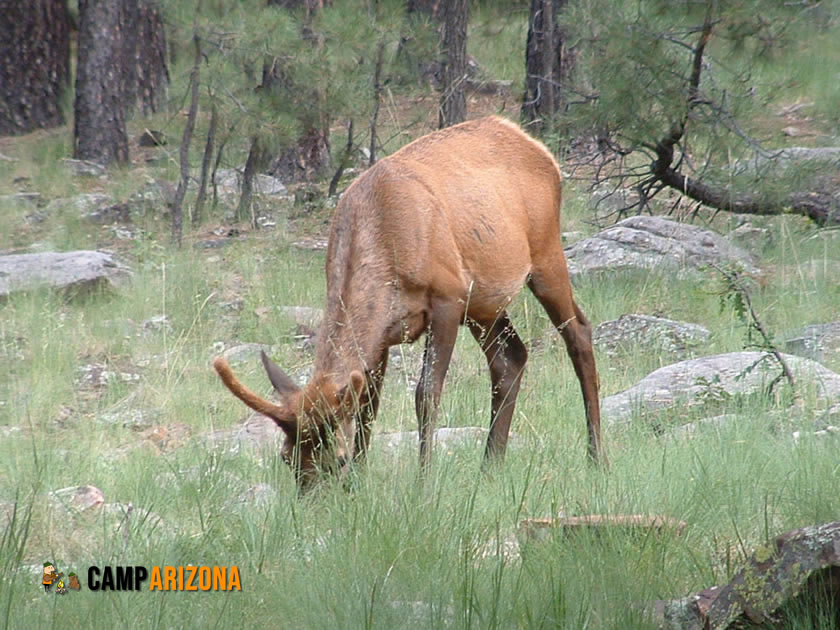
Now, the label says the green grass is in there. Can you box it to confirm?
[2,165,839,627]
[2,6,840,623]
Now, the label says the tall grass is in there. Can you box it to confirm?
[2,173,839,627]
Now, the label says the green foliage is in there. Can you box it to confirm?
[561,0,840,210]
[159,0,414,166]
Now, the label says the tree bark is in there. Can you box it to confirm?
[407,0,442,20]
[171,33,201,247]
[194,100,217,226]
[438,0,468,129]
[239,137,267,226]
[0,0,71,136]
[521,0,571,133]
[74,0,131,165]
[131,0,169,115]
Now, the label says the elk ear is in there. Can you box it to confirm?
[337,370,365,407]
[261,351,300,396]
[213,356,298,435]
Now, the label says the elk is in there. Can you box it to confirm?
[213,116,605,490]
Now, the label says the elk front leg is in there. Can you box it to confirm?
[415,299,462,471]
[354,353,387,463]
[468,312,528,464]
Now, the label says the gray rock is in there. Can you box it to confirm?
[0,192,42,207]
[142,314,172,333]
[49,485,106,512]
[376,426,518,455]
[277,305,323,328]
[564,216,759,279]
[221,343,272,364]
[215,168,290,198]
[781,321,840,362]
[97,406,159,430]
[61,158,106,177]
[593,314,710,357]
[0,250,130,300]
[201,413,282,455]
[603,351,840,425]
[727,222,772,251]
[45,193,113,218]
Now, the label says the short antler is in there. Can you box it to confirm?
[213,357,296,432]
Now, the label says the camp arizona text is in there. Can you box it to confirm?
[87,566,242,591]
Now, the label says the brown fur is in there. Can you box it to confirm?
[214,116,605,491]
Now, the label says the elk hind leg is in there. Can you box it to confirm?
[528,254,606,465]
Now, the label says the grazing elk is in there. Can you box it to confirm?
[213,116,605,490]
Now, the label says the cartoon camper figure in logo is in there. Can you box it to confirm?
[68,572,81,591]
[41,562,63,593]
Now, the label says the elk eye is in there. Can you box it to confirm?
[337,454,349,469]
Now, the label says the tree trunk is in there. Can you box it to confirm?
[521,0,571,133]
[194,100,217,227]
[131,0,169,115]
[74,0,130,165]
[268,125,331,184]
[239,137,267,226]
[0,0,71,136]
[407,0,442,19]
[171,33,201,247]
[438,0,468,129]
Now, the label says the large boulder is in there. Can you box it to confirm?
[565,216,759,279]
[0,250,130,300]
[603,351,840,425]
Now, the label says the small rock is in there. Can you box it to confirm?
[376,426,517,455]
[0,425,23,437]
[277,305,323,329]
[792,425,839,442]
[291,238,328,251]
[61,158,106,177]
[139,423,192,453]
[230,483,277,509]
[97,406,159,430]
[215,168,289,198]
[728,222,772,251]
[781,321,840,362]
[593,314,710,358]
[221,342,272,364]
[518,514,687,544]
[50,485,106,512]
[138,129,167,147]
[45,193,113,217]
[142,314,172,333]
[0,192,42,207]
[781,125,810,137]
[200,413,281,455]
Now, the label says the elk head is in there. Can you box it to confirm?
[213,351,364,491]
